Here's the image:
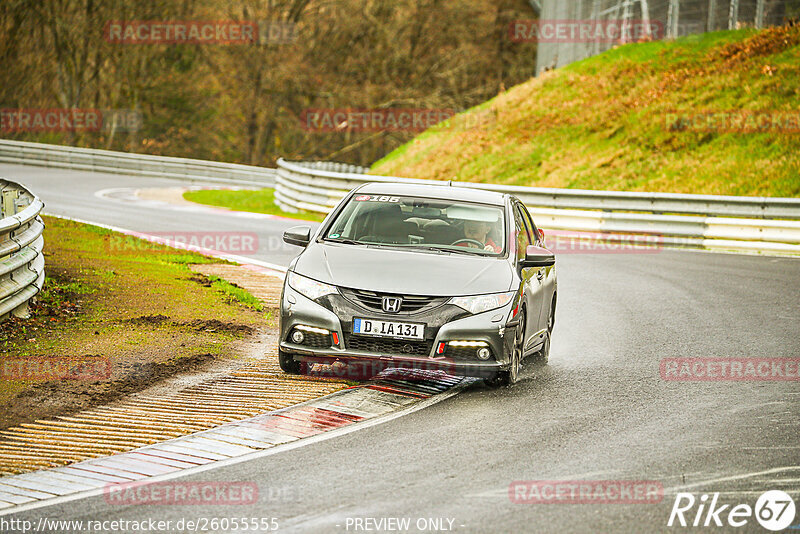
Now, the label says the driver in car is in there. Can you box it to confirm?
[460,220,502,253]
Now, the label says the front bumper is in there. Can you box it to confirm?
[279,283,515,379]
[281,343,503,379]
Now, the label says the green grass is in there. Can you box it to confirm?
[208,275,264,312]
[0,218,266,361]
[184,189,326,222]
[372,26,800,197]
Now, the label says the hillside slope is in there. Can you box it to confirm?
[371,27,800,197]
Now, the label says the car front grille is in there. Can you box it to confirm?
[340,288,447,315]
[344,334,432,357]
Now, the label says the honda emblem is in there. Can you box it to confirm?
[382,296,402,313]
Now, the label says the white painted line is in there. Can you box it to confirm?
[666,466,800,493]
[0,383,466,517]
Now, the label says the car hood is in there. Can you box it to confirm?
[294,242,514,296]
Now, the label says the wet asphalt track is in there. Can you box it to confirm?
[2,163,799,533]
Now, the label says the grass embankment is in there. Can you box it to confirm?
[183,189,325,222]
[372,26,800,197]
[0,216,267,429]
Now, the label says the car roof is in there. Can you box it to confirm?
[355,182,507,206]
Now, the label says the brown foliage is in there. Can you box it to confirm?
[0,0,538,166]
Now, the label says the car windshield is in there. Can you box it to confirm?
[323,194,506,255]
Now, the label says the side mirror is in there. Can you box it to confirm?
[283,225,312,247]
[521,245,555,268]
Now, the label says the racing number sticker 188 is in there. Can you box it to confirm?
[354,195,400,202]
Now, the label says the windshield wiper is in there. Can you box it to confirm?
[324,238,365,246]
[417,245,490,255]
[387,244,450,254]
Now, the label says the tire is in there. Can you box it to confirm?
[530,330,550,365]
[278,349,302,375]
[530,295,555,365]
[488,311,524,387]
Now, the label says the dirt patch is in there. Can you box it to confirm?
[185,319,255,335]
[126,314,171,325]
[125,314,255,335]
[188,274,213,287]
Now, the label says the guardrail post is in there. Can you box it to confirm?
[2,188,19,218]
[11,299,31,319]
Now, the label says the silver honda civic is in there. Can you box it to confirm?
[278,182,556,386]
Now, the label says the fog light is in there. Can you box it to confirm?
[477,347,491,360]
[291,330,305,344]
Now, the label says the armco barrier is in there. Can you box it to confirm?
[0,139,276,187]
[0,179,45,320]
[0,140,797,255]
[274,159,800,255]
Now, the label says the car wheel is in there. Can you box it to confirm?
[547,294,556,333]
[531,331,550,365]
[278,349,302,374]
[488,311,524,387]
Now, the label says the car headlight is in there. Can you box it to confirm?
[449,291,515,315]
[287,271,337,300]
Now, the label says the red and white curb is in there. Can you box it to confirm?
[0,375,467,515]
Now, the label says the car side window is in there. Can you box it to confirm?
[520,205,540,245]
[513,204,532,261]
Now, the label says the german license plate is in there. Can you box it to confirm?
[352,318,424,340]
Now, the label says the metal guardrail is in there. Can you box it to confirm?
[0,139,276,187]
[275,158,800,255]
[0,140,797,255]
[0,180,45,321]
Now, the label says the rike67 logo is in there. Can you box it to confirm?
[668,490,796,531]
